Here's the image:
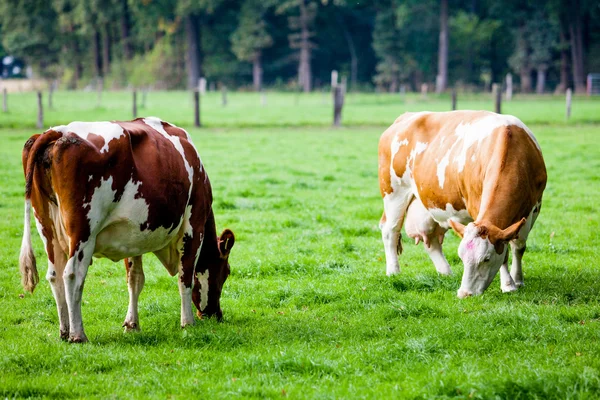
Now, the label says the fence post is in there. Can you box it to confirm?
[2,88,7,112]
[566,88,572,120]
[451,88,457,110]
[36,91,44,129]
[96,77,103,108]
[333,80,345,127]
[198,77,207,95]
[221,85,227,106]
[493,83,501,114]
[260,89,267,106]
[133,90,137,119]
[194,90,201,127]
[505,73,513,101]
[420,83,428,99]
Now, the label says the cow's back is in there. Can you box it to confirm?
[379,111,546,227]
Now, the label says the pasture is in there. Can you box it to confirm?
[0,91,599,398]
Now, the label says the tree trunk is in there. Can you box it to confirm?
[185,14,202,91]
[436,0,449,93]
[102,26,111,77]
[556,28,569,93]
[120,0,132,60]
[298,0,312,92]
[92,29,102,78]
[569,2,586,93]
[536,67,546,94]
[253,52,263,92]
[520,68,532,93]
[337,14,358,90]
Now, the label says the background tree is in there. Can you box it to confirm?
[436,0,448,93]
[231,0,274,91]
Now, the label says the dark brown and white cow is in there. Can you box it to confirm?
[19,117,234,342]
[378,111,546,298]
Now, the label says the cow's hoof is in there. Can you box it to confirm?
[436,268,452,276]
[386,268,400,276]
[60,330,69,341]
[68,334,88,343]
[501,283,518,293]
[122,321,140,332]
[514,281,525,288]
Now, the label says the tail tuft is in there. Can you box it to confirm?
[19,200,39,293]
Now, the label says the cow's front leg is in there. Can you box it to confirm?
[63,240,94,343]
[123,256,144,332]
[380,192,412,275]
[47,242,69,340]
[510,239,526,287]
[500,251,517,293]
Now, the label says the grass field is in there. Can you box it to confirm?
[0,92,599,398]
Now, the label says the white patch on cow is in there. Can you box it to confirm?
[452,114,540,172]
[413,141,428,155]
[84,176,117,234]
[471,154,476,162]
[436,151,451,189]
[88,175,93,182]
[428,203,473,229]
[196,269,210,311]
[143,117,194,185]
[84,177,184,261]
[52,121,125,153]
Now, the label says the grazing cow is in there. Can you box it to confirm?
[19,117,235,342]
[378,111,546,298]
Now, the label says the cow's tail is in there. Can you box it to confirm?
[19,199,38,293]
[20,130,62,293]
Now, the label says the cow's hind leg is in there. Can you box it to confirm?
[380,192,413,275]
[123,256,144,332]
[47,242,70,340]
[63,239,95,343]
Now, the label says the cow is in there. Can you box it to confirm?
[19,117,235,342]
[378,110,546,298]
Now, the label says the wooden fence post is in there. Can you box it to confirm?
[451,88,457,110]
[96,77,103,108]
[420,83,428,99]
[36,91,44,129]
[221,85,227,106]
[260,89,267,106]
[2,88,7,113]
[566,88,572,120]
[133,90,138,119]
[333,81,345,127]
[194,90,201,127]
[505,73,513,101]
[493,83,501,114]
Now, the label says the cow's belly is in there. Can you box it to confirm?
[426,202,473,229]
[93,221,182,261]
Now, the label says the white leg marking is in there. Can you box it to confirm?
[178,265,195,327]
[196,270,209,312]
[500,263,517,293]
[63,240,95,342]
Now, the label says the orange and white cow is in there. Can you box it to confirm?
[378,111,546,298]
[19,117,235,342]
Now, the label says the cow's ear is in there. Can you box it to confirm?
[448,220,465,238]
[489,218,526,243]
[218,229,235,257]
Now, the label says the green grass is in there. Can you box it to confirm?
[0,92,599,398]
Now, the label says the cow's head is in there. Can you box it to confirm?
[192,229,235,320]
[449,218,525,298]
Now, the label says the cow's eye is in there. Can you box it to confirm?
[484,256,491,262]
